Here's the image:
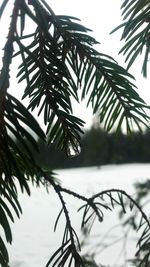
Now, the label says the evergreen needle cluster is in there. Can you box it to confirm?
[0,0,150,266]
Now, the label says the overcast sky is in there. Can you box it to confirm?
[0,0,149,128]
[49,0,123,127]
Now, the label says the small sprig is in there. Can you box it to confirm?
[43,172,150,267]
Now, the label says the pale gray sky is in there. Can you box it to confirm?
[49,0,150,127]
[0,1,149,128]
[49,0,124,127]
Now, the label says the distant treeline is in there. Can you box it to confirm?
[34,127,150,169]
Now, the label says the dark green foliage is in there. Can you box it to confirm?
[111,0,150,77]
